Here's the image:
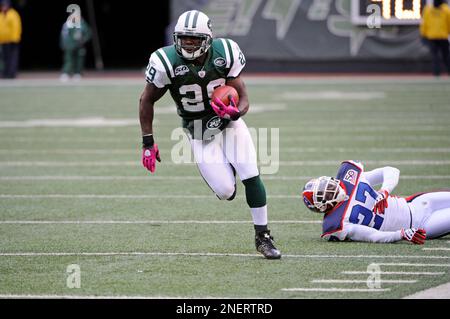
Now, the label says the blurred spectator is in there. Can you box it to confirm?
[420,0,450,76]
[60,14,91,82]
[0,0,22,79]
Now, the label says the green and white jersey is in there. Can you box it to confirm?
[145,38,246,125]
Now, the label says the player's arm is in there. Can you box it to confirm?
[139,83,167,136]
[363,166,400,213]
[226,76,249,116]
[344,223,425,244]
[220,39,248,117]
[345,223,402,243]
[139,83,167,173]
[139,51,172,173]
[140,51,171,136]
[363,166,400,193]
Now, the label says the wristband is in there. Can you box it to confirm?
[142,134,154,148]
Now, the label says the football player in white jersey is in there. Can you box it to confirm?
[302,160,450,244]
[139,10,281,259]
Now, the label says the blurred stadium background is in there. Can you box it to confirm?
[1,0,450,301]
[6,0,440,75]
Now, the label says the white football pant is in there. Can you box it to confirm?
[410,191,450,238]
[189,118,259,200]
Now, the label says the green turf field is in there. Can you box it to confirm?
[0,76,449,299]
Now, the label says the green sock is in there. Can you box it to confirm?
[242,175,267,208]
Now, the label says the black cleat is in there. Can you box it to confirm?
[255,230,281,259]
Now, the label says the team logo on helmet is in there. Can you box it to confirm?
[174,65,189,76]
[214,57,226,67]
[206,116,222,129]
[302,179,320,213]
[303,192,315,210]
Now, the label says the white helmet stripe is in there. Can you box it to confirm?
[191,11,199,28]
[184,11,192,28]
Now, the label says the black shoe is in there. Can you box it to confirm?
[255,230,281,259]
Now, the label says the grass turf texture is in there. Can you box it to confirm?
[0,77,449,299]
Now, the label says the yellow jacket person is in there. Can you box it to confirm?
[420,0,450,76]
[0,0,21,78]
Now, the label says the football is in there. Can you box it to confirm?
[211,85,239,106]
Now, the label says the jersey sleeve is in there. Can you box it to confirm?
[322,228,348,241]
[145,50,171,88]
[363,167,400,194]
[226,39,246,78]
[344,223,402,243]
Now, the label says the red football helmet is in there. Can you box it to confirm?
[302,176,348,213]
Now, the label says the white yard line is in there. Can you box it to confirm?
[277,160,450,166]
[0,252,262,257]
[0,194,428,199]
[0,118,139,128]
[0,147,450,155]
[0,194,221,199]
[342,271,445,276]
[375,263,450,267]
[283,147,450,153]
[400,176,450,180]
[3,147,450,155]
[1,175,449,181]
[0,176,201,181]
[281,288,390,292]
[311,279,417,284]
[0,220,321,225]
[0,252,449,259]
[403,282,450,299]
[0,149,141,154]
[0,136,449,143]
[279,91,386,100]
[0,194,298,199]
[1,148,450,160]
[281,126,449,132]
[1,121,449,129]
[0,105,283,128]
[0,161,152,167]
[422,248,450,251]
[1,160,450,167]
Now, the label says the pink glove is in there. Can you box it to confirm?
[142,144,160,173]
[210,96,240,121]
[401,228,426,245]
[373,189,389,214]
